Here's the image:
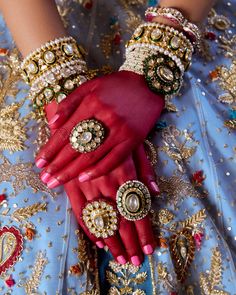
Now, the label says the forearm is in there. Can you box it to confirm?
[0,0,67,57]
[159,0,215,23]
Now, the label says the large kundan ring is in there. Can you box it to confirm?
[70,119,105,153]
[116,180,151,221]
[82,200,118,238]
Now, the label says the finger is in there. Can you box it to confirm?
[45,141,114,188]
[134,216,156,255]
[64,179,104,247]
[133,144,160,195]
[36,96,97,168]
[119,218,143,266]
[78,140,134,183]
[104,233,127,264]
[48,79,97,129]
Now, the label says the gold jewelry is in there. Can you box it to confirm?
[145,7,202,50]
[21,36,85,85]
[82,200,118,238]
[126,22,193,70]
[70,119,105,153]
[116,180,151,221]
[21,36,88,117]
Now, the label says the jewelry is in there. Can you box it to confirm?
[82,200,118,238]
[143,53,183,96]
[116,180,151,221]
[145,7,202,49]
[21,36,85,84]
[70,119,105,153]
[126,22,193,70]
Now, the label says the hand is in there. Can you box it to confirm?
[64,146,158,266]
[35,71,164,188]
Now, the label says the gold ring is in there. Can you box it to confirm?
[116,180,151,221]
[82,200,118,238]
[70,119,105,153]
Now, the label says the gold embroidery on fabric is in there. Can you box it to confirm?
[199,248,229,295]
[0,49,29,151]
[157,263,177,292]
[69,229,100,294]
[179,209,206,229]
[19,251,48,294]
[159,126,197,172]
[11,202,47,224]
[106,260,147,295]
[148,255,156,295]
[0,103,27,152]
[157,175,201,205]
[0,154,56,198]
[119,0,146,33]
[216,61,236,105]
[169,228,195,283]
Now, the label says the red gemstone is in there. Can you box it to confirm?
[205,31,216,41]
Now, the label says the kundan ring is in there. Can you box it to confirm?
[116,180,151,221]
[70,119,105,153]
[82,200,118,238]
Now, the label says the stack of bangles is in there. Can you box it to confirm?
[21,36,88,116]
[120,6,202,104]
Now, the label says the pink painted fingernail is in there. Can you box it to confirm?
[41,172,51,183]
[131,256,141,266]
[117,255,127,265]
[143,244,154,255]
[150,181,160,194]
[48,114,60,125]
[78,172,90,182]
[36,158,48,168]
[96,241,105,249]
[47,178,60,189]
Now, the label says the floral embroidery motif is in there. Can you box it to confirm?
[106,260,147,295]
[0,154,55,198]
[0,226,23,276]
[159,126,197,172]
[19,251,48,295]
[0,49,30,152]
[199,248,229,295]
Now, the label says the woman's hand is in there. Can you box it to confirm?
[35,71,164,188]
[64,147,158,266]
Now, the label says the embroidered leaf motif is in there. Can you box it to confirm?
[108,287,121,295]
[133,290,146,295]
[179,209,207,229]
[169,228,195,283]
[11,202,47,222]
[106,271,119,286]
[0,154,56,198]
[131,272,147,284]
[199,248,229,295]
[19,251,48,295]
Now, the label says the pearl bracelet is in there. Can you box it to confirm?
[145,7,202,50]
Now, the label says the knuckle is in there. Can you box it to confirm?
[56,127,71,141]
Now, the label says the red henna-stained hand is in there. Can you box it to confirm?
[42,100,160,266]
[35,71,164,188]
